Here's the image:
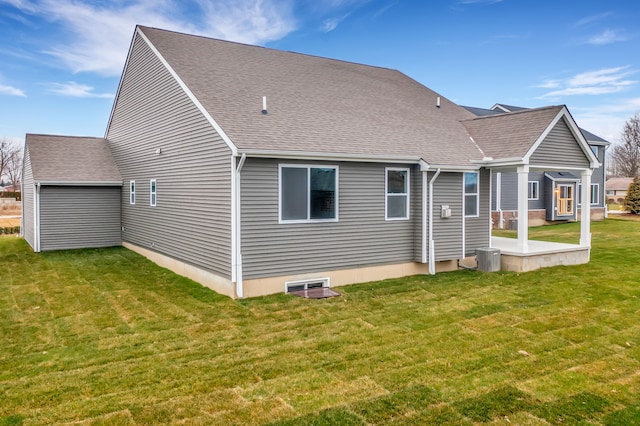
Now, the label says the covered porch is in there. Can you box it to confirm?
[491,236,590,272]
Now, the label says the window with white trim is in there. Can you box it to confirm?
[150,179,157,207]
[386,168,410,220]
[464,172,479,217]
[591,145,598,157]
[279,165,337,222]
[129,180,135,205]
[578,183,599,205]
[528,181,539,200]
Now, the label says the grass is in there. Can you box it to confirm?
[1,218,640,425]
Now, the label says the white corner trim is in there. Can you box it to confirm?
[135,27,238,156]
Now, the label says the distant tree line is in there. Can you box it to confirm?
[610,113,640,178]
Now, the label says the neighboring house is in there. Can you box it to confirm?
[22,134,122,251]
[606,177,633,203]
[22,26,600,298]
[463,104,610,227]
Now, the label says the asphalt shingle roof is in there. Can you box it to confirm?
[26,134,121,183]
[461,106,564,160]
[139,26,483,166]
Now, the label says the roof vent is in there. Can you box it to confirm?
[436,96,441,108]
[262,96,268,115]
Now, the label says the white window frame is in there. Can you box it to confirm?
[150,179,157,207]
[385,167,410,221]
[590,183,599,205]
[464,172,479,218]
[578,183,600,205]
[528,181,539,201]
[591,145,598,157]
[278,164,339,224]
[130,180,135,205]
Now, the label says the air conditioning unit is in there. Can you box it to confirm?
[441,205,452,218]
[476,248,501,272]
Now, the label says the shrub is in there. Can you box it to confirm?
[0,226,20,235]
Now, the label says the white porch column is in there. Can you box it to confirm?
[580,169,592,247]
[517,166,529,251]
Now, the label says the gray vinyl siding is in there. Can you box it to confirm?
[494,172,518,211]
[107,34,233,278]
[22,148,35,249]
[39,186,121,251]
[464,168,490,256]
[240,159,419,279]
[530,119,590,168]
[528,171,545,210]
[431,172,463,261]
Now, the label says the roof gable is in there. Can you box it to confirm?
[25,134,122,184]
[134,26,482,167]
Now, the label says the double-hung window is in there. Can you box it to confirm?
[386,168,410,220]
[464,172,479,217]
[528,181,539,200]
[129,180,135,205]
[280,165,338,222]
[150,179,157,207]
[578,183,599,205]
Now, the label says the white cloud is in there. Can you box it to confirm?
[47,81,113,98]
[539,66,637,99]
[572,98,640,142]
[573,12,613,28]
[322,13,351,32]
[0,83,26,97]
[4,0,298,76]
[588,29,628,45]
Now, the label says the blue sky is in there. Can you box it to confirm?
[1,0,639,146]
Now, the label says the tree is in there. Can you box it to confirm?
[0,138,22,187]
[624,175,640,214]
[610,112,640,178]
[4,147,22,186]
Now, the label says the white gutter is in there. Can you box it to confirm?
[234,153,247,298]
[428,168,441,275]
[35,180,123,186]
[34,182,41,252]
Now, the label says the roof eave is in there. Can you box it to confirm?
[35,180,123,186]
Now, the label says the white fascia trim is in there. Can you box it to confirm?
[242,149,422,165]
[530,164,594,172]
[427,164,482,172]
[36,180,123,186]
[471,157,524,167]
[135,27,238,156]
[523,107,600,169]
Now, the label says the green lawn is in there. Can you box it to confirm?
[1,219,640,425]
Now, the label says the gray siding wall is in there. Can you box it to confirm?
[493,171,549,212]
[39,186,121,251]
[22,148,35,249]
[240,159,420,279]
[107,34,233,278]
[431,172,463,261]
[465,168,491,256]
[528,171,545,210]
[530,118,590,168]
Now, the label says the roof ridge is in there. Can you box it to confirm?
[26,133,105,140]
[461,105,564,122]
[137,25,402,75]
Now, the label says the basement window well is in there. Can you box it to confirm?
[285,278,339,299]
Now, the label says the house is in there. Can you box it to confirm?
[606,177,633,203]
[463,104,610,227]
[22,26,600,298]
[22,134,122,251]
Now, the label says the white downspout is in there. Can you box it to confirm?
[428,168,441,275]
[421,171,427,263]
[497,172,503,229]
[235,153,247,298]
[34,182,41,252]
